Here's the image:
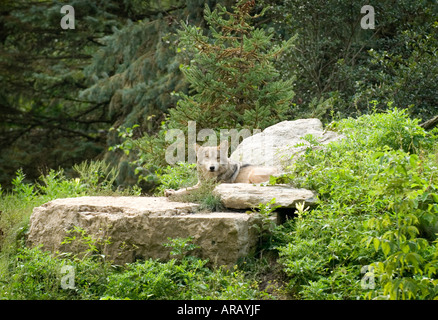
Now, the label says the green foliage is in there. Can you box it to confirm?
[334,106,431,154]
[262,0,438,121]
[102,236,269,300]
[78,0,212,188]
[38,169,85,200]
[107,123,171,189]
[271,108,438,299]
[0,0,126,187]
[154,162,198,195]
[351,26,438,120]
[167,174,224,212]
[72,160,120,194]
[4,246,78,300]
[2,244,118,300]
[361,150,438,299]
[11,169,37,202]
[0,0,211,189]
[61,226,112,262]
[170,1,295,131]
[248,198,279,251]
[276,210,373,299]
[163,236,200,259]
[1,236,270,300]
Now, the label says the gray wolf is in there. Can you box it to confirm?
[164,140,278,197]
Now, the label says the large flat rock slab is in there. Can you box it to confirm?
[27,196,261,266]
[214,183,317,209]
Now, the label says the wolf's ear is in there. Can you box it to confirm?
[218,139,228,151]
[194,143,201,153]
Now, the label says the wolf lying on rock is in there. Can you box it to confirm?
[164,140,278,197]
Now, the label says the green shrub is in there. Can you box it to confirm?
[272,108,438,299]
[1,245,118,300]
[155,162,198,195]
[361,150,438,299]
[276,208,377,299]
[103,236,269,300]
[1,236,271,300]
[333,106,431,153]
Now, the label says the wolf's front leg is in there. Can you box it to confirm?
[164,181,200,197]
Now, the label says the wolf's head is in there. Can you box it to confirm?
[195,140,229,180]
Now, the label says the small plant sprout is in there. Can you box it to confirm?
[295,201,310,219]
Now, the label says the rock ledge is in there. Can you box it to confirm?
[27,196,261,266]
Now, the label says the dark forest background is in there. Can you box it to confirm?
[1,0,437,190]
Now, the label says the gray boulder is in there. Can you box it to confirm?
[230,118,344,169]
[213,183,317,210]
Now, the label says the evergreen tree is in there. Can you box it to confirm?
[123,0,296,181]
[169,0,295,132]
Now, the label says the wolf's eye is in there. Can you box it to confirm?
[204,152,209,158]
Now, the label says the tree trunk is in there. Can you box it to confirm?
[420,115,438,130]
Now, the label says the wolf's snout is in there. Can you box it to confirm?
[209,166,215,172]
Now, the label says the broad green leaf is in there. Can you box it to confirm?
[382,241,391,256]
[373,238,380,252]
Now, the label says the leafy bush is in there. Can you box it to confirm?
[361,150,438,299]
[104,236,269,300]
[103,237,267,300]
[3,246,77,300]
[72,160,119,195]
[0,236,270,300]
[155,162,198,195]
[332,106,432,153]
[271,108,438,299]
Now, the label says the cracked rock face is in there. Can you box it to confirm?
[27,196,261,266]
